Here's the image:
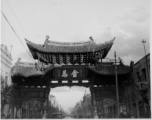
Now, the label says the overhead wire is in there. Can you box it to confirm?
[1,11,35,63]
[5,0,29,38]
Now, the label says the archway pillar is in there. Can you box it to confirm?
[45,86,50,117]
[20,107,22,118]
[90,75,98,118]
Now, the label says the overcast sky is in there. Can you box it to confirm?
[1,0,150,111]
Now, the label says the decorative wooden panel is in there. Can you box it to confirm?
[94,87,116,99]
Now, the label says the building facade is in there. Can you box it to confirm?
[1,44,12,117]
[130,53,150,118]
[1,44,12,86]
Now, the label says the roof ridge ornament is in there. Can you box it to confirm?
[89,36,94,42]
[15,58,21,66]
[43,35,50,47]
[46,35,50,40]
[118,57,124,65]
[11,58,21,75]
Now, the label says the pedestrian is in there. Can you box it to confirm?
[131,115,135,118]
[42,112,47,119]
[119,110,127,118]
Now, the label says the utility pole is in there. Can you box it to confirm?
[142,40,149,79]
[114,51,120,118]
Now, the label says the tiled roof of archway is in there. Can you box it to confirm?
[88,63,130,75]
[12,62,130,78]
[11,64,43,77]
[25,38,115,53]
[11,62,55,77]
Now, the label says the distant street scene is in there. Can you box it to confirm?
[1,0,150,119]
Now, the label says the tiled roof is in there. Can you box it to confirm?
[25,38,115,53]
[11,64,43,77]
[45,39,95,46]
[88,63,130,75]
[11,62,55,77]
[12,63,130,78]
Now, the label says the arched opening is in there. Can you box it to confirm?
[48,86,91,118]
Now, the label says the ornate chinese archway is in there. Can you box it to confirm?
[11,37,131,118]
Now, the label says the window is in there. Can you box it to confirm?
[141,68,147,82]
[136,72,141,83]
[5,76,8,87]
[1,75,4,91]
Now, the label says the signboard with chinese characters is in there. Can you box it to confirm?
[55,65,87,80]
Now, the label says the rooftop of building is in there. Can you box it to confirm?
[134,53,150,66]
[0,44,12,59]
